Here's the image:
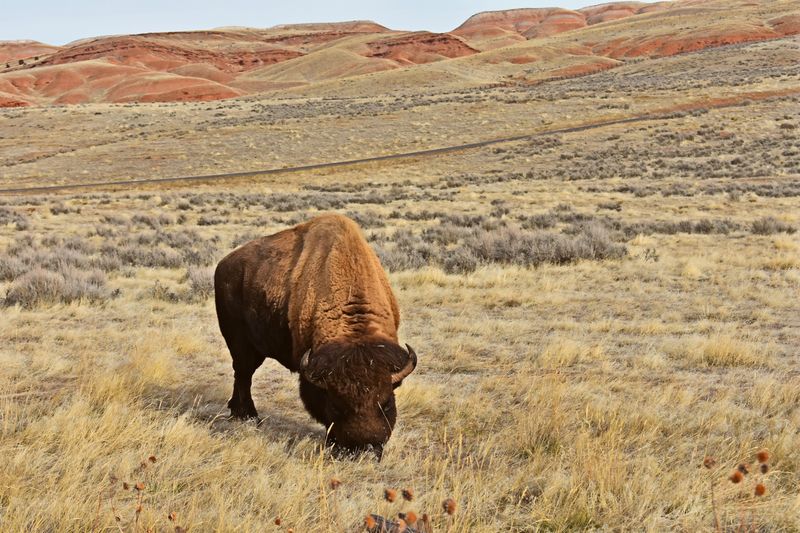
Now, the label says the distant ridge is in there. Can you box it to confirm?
[269,21,390,32]
[1,0,798,106]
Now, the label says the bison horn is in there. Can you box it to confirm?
[391,344,417,384]
[300,349,328,389]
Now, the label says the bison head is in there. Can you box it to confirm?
[298,342,417,459]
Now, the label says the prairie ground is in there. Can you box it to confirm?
[1,37,799,532]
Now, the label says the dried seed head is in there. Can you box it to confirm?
[422,513,431,525]
[330,478,341,490]
[729,471,744,484]
[135,482,145,491]
[135,505,142,514]
[760,463,769,474]
[168,512,177,522]
[443,498,457,515]
[737,463,750,475]
[396,518,407,532]
[274,516,281,526]
[123,482,130,490]
[757,450,770,464]
[384,488,397,502]
[703,456,716,469]
[405,511,418,525]
[364,515,377,529]
[148,455,157,463]
[402,488,414,501]
[754,483,766,497]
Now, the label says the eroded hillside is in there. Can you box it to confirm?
[1,0,798,106]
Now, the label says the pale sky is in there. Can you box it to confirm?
[1,1,648,46]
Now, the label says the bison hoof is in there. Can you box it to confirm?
[230,407,259,420]
[228,398,259,420]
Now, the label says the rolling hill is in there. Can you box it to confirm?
[0,0,798,106]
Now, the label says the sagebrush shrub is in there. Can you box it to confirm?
[4,267,110,308]
[441,246,479,274]
[186,266,215,300]
[751,216,796,235]
[0,207,30,231]
[374,222,627,272]
[108,244,183,268]
[0,256,25,281]
[345,210,386,229]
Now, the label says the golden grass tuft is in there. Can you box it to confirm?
[171,332,207,356]
[680,258,706,279]
[701,336,769,368]
[664,334,771,368]
[536,337,604,369]
[761,252,800,271]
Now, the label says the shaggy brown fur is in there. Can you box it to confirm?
[214,214,416,456]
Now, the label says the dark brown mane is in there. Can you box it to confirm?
[304,341,411,400]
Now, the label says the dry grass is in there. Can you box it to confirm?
[1,28,799,533]
[663,334,773,368]
[1,176,796,531]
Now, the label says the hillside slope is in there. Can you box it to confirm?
[0,0,798,106]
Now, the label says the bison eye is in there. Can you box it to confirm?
[379,399,395,414]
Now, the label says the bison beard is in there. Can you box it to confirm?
[214,214,417,459]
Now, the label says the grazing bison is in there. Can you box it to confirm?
[214,213,417,458]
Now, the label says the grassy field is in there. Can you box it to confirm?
[1,35,799,532]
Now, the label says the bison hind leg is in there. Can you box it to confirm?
[228,393,259,420]
[223,339,264,420]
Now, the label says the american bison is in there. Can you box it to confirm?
[214,214,417,458]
